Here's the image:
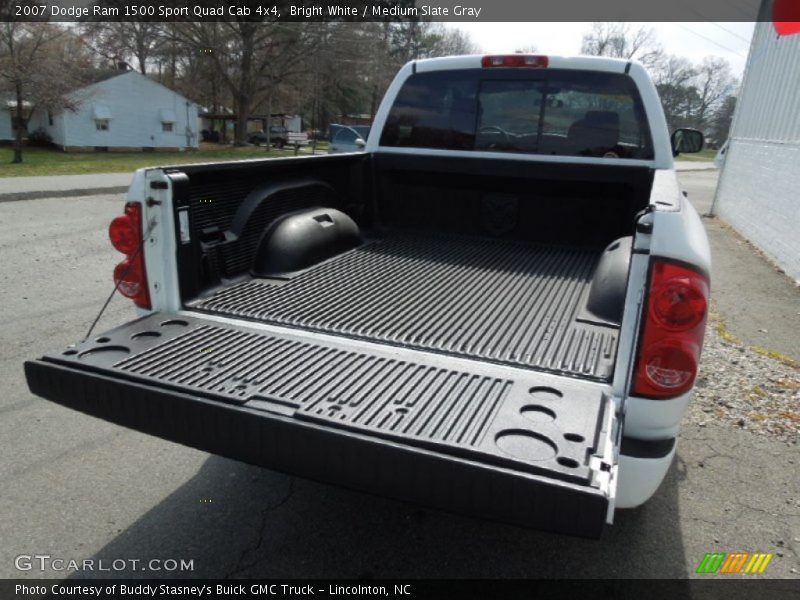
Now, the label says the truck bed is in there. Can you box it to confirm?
[190,232,619,381]
[24,159,633,537]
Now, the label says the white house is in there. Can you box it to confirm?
[0,103,13,141]
[1,69,199,151]
[712,20,800,281]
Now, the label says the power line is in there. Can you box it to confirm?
[676,24,748,58]
[669,0,756,49]
[673,0,758,22]
[706,21,752,45]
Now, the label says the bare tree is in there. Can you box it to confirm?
[708,94,736,147]
[429,25,479,57]
[581,23,662,68]
[0,21,85,163]
[172,21,317,145]
[651,55,697,130]
[79,22,165,75]
[389,22,477,63]
[692,57,737,128]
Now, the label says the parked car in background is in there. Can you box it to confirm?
[248,125,289,148]
[328,124,370,153]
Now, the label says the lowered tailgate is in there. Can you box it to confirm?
[25,312,620,537]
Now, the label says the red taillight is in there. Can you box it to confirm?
[113,258,145,297]
[631,260,709,399]
[109,213,137,255]
[651,273,707,330]
[481,55,549,68]
[110,202,150,309]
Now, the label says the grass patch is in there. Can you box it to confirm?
[675,148,717,162]
[752,346,800,370]
[712,311,799,370]
[0,144,320,177]
[714,317,741,345]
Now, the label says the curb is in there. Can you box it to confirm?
[675,163,718,172]
[0,186,128,203]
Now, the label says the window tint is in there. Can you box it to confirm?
[351,125,371,140]
[380,69,653,159]
[475,80,546,153]
[380,71,479,151]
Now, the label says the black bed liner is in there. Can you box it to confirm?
[25,312,618,537]
[192,232,619,381]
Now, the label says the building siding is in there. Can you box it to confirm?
[2,71,198,150]
[27,107,65,145]
[0,108,12,141]
[61,71,198,149]
[714,21,800,281]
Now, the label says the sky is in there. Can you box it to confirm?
[449,22,756,77]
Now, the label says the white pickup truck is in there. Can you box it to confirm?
[26,54,709,538]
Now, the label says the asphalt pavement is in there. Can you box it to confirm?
[0,173,131,202]
[0,178,798,580]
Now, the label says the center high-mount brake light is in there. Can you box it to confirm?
[631,259,709,399]
[108,202,151,309]
[481,55,549,68]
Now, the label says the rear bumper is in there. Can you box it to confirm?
[616,437,676,509]
[25,358,611,538]
[623,392,692,440]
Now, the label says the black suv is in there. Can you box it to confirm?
[248,125,289,148]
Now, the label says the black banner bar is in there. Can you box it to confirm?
[3,579,800,600]
[2,0,791,23]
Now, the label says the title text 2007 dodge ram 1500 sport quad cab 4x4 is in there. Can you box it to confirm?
[25,55,710,538]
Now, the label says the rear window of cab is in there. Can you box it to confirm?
[379,69,654,160]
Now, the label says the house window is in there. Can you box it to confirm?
[162,122,174,133]
[95,119,109,131]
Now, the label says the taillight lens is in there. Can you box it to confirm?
[631,260,709,398]
[109,202,150,309]
[109,212,138,255]
[481,55,549,68]
[113,259,144,298]
[651,273,707,330]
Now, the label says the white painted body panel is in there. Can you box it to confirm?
[616,444,677,509]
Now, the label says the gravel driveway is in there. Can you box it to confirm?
[693,308,799,444]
